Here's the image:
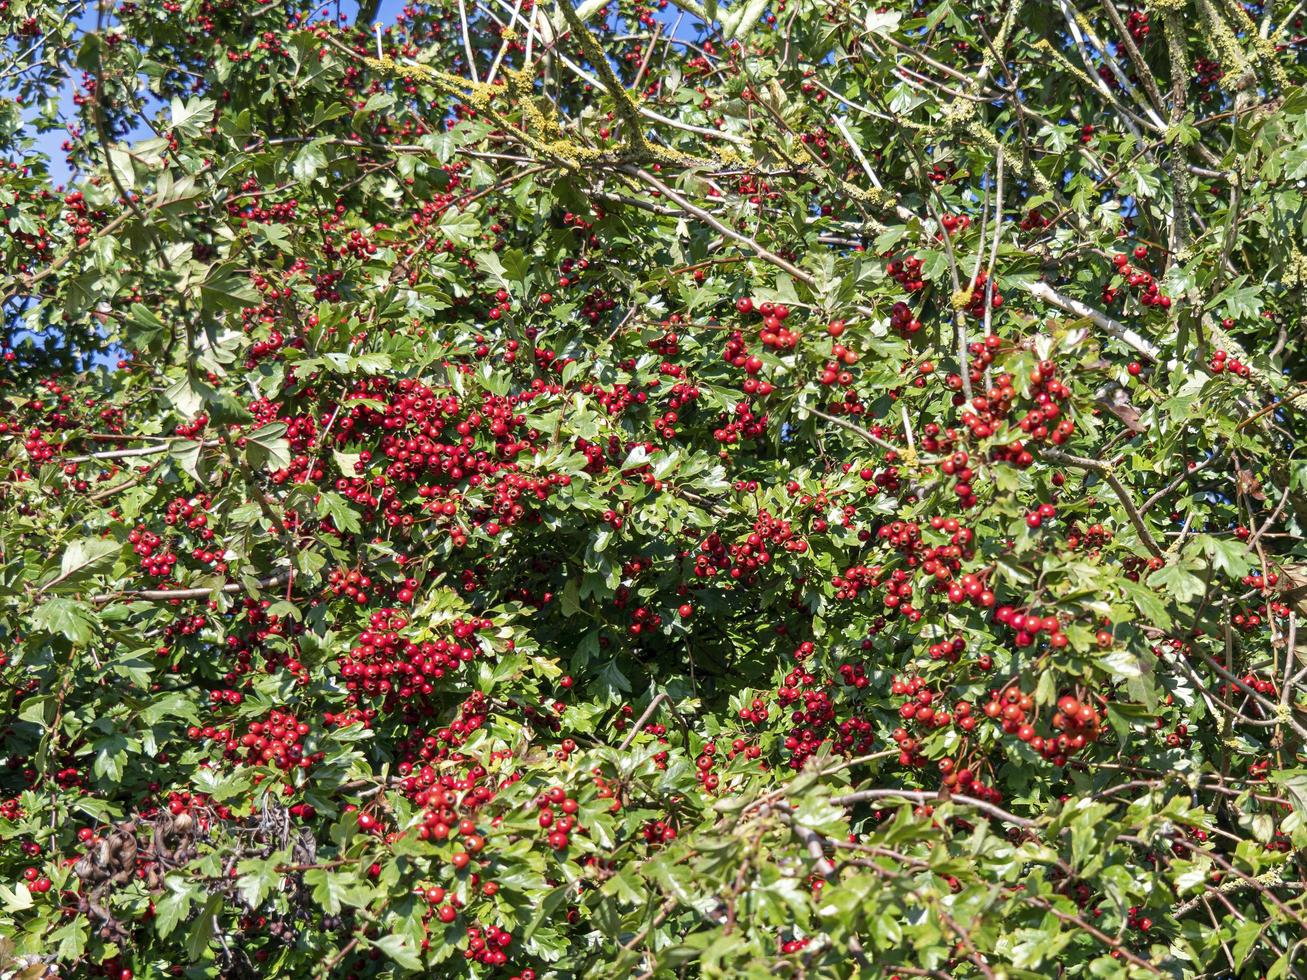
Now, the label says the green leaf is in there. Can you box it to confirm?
[154,881,197,939]
[200,262,259,312]
[53,537,121,589]
[236,857,281,908]
[1207,276,1263,320]
[1197,534,1253,579]
[1147,562,1205,604]
[169,96,216,137]
[170,440,205,482]
[31,598,96,644]
[1119,578,1174,630]
[92,733,128,782]
[292,139,330,183]
[186,894,224,961]
[500,247,530,283]
[317,491,361,534]
[560,579,581,617]
[439,208,480,244]
[476,249,507,285]
[246,422,292,471]
[372,934,424,971]
[0,881,33,912]
[864,9,902,34]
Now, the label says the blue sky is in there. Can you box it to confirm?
[9,0,699,365]
[25,0,411,185]
[26,0,699,185]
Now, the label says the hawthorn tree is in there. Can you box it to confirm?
[3,0,1307,975]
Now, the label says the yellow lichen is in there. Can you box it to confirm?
[556,0,648,155]
[1218,0,1289,89]
[1197,0,1256,92]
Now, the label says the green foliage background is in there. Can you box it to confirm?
[3,0,1307,976]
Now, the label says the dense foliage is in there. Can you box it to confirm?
[3,0,1307,976]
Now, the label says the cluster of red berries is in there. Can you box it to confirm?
[927,636,968,663]
[928,163,957,184]
[721,330,764,378]
[226,179,299,227]
[994,605,1070,650]
[320,376,562,540]
[930,452,976,509]
[1208,349,1251,378]
[1126,8,1150,40]
[1025,501,1058,529]
[818,339,861,386]
[162,790,216,824]
[245,328,286,367]
[60,190,105,247]
[163,495,211,533]
[326,566,374,604]
[1160,722,1191,748]
[534,786,581,850]
[726,736,763,763]
[128,525,177,578]
[1230,609,1269,633]
[776,668,875,768]
[893,676,952,730]
[983,691,1103,765]
[1193,57,1223,91]
[706,399,769,443]
[1066,522,1113,552]
[831,563,878,601]
[1019,208,1051,233]
[887,255,926,293]
[1227,672,1277,699]
[1241,568,1278,591]
[890,724,927,767]
[889,300,923,337]
[463,922,514,967]
[1105,249,1171,310]
[936,751,996,800]
[738,511,805,565]
[20,865,52,893]
[736,694,771,725]
[939,213,972,236]
[973,362,1073,458]
[694,742,723,791]
[622,601,662,636]
[175,414,208,438]
[20,428,58,463]
[837,661,870,687]
[736,297,801,351]
[188,708,320,774]
[640,819,678,846]
[961,270,1002,318]
[880,566,920,621]
[1125,906,1154,934]
[338,609,491,708]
